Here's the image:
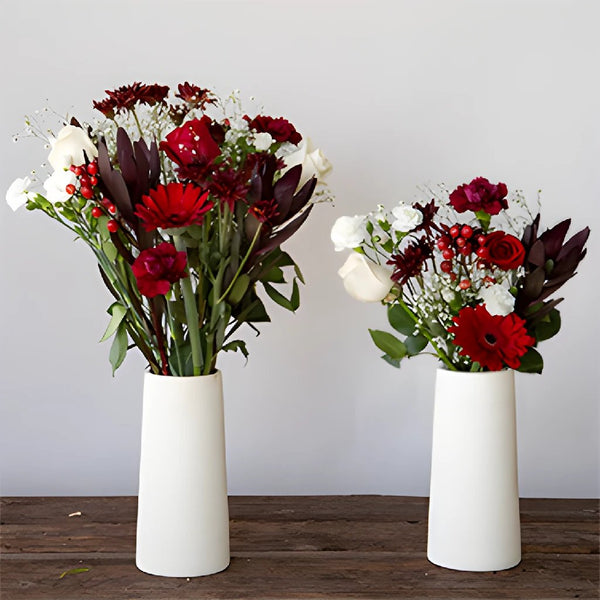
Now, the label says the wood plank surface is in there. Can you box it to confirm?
[1,496,598,599]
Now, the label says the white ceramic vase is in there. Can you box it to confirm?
[136,371,230,577]
[427,368,521,572]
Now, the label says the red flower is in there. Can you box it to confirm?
[135,183,214,231]
[159,117,221,182]
[132,243,187,298]
[449,177,508,215]
[387,237,433,285]
[484,231,525,270]
[93,82,169,116]
[175,82,215,108]
[245,115,302,145]
[249,198,279,224]
[448,305,535,370]
[210,168,250,211]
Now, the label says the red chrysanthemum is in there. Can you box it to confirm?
[387,237,433,285]
[244,115,302,145]
[249,198,279,224]
[175,82,215,108]
[449,177,509,216]
[135,183,214,231]
[413,199,441,235]
[132,242,187,298]
[210,168,250,211]
[448,305,535,371]
[93,82,170,116]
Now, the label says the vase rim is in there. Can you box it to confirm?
[144,369,221,380]
[436,367,514,376]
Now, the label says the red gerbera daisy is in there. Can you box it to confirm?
[448,304,535,371]
[132,242,187,298]
[135,183,214,231]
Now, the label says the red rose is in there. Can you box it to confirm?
[449,177,508,215]
[448,304,535,371]
[132,242,187,298]
[484,231,525,270]
[245,115,302,145]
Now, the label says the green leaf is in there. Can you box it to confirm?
[228,274,251,305]
[262,267,285,283]
[222,339,249,360]
[101,239,118,262]
[368,329,407,360]
[517,346,544,374]
[58,567,89,579]
[109,321,128,376]
[290,279,300,311]
[388,304,416,335]
[293,262,305,285]
[475,209,491,231]
[263,282,294,311]
[381,354,402,368]
[405,333,429,356]
[99,303,127,342]
[533,308,561,342]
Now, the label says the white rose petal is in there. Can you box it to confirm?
[43,169,77,204]
[282,137,332,188]
[6,177,33,211]
[391,204,423,232]
[253,132,274,151]
[338,253,394,302]
[48,125,98,171]
[330,215,367,252]
[477,283,515,316]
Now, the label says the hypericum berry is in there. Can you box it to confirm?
[86,162,98,175]
[65,184,76,195]
[461,225,473,238]
[476,247,489,258]
[80,186,94,199]
[449,225,460,238]
[476,234,486,245]
[101,198,112,207]
[106,219,119,233]
[440,260,453,273]
[79,175,90,187]
[437,238,449,250]
[107,204,117,215]
[449,272,457,281]
[455,237,466,248]
[484,275,496,284]
[459,245,472,256]
[477,261,487,269]
[72,166,83,177]
[459,279,471,290]
[91,207,103,218]
[442,248,454,260]
[89,176,98,186]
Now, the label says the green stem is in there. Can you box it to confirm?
[396,298,458,371]
[173,234,203,375]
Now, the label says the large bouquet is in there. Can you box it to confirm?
[332,178,589,372]
[7,82,332,376]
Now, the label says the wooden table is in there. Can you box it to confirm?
[1,496,598,599]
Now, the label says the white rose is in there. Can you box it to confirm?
[282,137,332,188]
[253,132,274,151]
[477,283,515,316]
[391,204,423,232]
[338,253,394,303]
[6,177,34,211]
[331,215,367,252]
[43,169,77,204]
[48,125,98,171]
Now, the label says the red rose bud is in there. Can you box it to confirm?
[132,242,188,298]
[483,230,525,270]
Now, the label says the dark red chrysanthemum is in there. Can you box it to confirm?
[244,115,302,145]
[413,199,440,235]
[93,82,170,116]
[135,182,214,231]
[448,304,535,371]
[249,198,279,224]
[387,237,433,285]
[132,242,187,298]
[449,177,509,215]
[243,152,286,177]
[210,168,250,211]
[175,82,215,108]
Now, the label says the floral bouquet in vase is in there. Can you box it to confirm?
[7,81,332,577]
[332,177,589,572]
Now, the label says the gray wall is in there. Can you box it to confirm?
[1,0,598,497]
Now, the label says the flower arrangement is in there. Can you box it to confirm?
[7,82,332,376]
[332,177,589,372]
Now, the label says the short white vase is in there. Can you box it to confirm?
[135,371,230,577]
[427,368,521,572]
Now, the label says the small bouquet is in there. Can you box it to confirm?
[332,178,589,372]
[7,82,332,376]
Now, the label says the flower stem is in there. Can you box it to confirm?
[173,234,203,375]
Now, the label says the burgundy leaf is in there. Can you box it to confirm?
[247,174,262,206]
[527,239,546,267]
[556,227,590,262]
[522,266,546,300]
[97,140,134,222]
[551,246,587,279]
[521,213,540,248]
[255,205,313,257]
[539,219,571,260]
[527,298,564,324]
[289,176,317,219]
[272,165,302,225]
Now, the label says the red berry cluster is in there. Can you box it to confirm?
[68,161,99,200]
[436,224,489,282]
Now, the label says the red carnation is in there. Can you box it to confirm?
[135,183,214,231]
[245,115,302,145]
[449,177,509,215]
[448,305,535,371]
[132,243,187,298]
[484,231,525,270]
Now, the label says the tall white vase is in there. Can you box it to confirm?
[427,368,521,572]
[136,371,230,577]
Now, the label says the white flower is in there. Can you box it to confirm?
[48,125,97,171]
[441,287,456,304]
[331,215,367,251]
[282,137,332,188]
[230,117,249,131]
[477,283,515,316]
[338,253,394,303]
[6,177,34,211]
[253,132,274,151]
[391,203,423,232]
[43,169,77,204]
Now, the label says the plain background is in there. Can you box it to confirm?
[0,0,598,498]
